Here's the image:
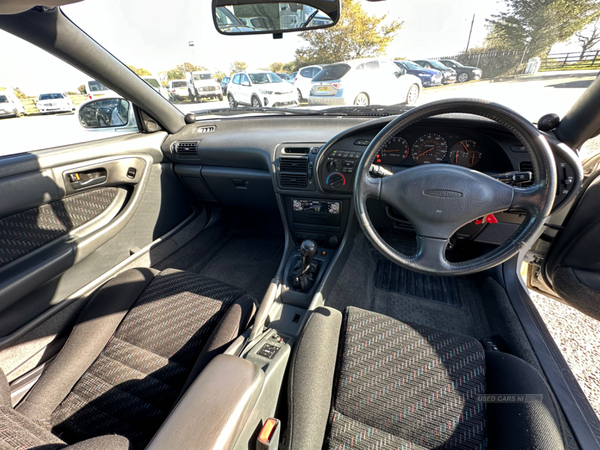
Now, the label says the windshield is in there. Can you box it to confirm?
[248,72,283,84]
[419,60,448,71]
[38,93,64,100]
[10,0,590,124]
[400,61,424,71]
[313,64,351,81]
[88,81,110,92]
[143,78,160,88]
[193,73,214,81]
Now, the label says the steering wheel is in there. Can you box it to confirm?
[354,99,557,276]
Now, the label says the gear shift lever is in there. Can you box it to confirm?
[299,240,317,276]
[289,240,320,292]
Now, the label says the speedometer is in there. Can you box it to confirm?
[412,133,448,164]
[375,136,410,165]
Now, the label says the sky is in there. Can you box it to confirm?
[0,0,586,96]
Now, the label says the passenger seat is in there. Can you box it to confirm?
[0,268,256,449]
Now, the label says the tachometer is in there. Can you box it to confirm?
[449,140,482,167]
[375,136,410,165]
[412,133,448,164]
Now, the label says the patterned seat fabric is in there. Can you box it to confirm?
[50,269,246,449]
[326,307,487,450]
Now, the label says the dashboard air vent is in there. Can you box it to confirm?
[196,125,216,133]
[173,141,198,157]
[280,173,308,189]
[519,161,534,186]
[280,157,308,172]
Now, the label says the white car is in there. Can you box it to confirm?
[168,80,191,101]
[227,70,298,108]
[141,76,169,99]
[309,58,422,107]
[84,80,118,99]
[189,71,223,102]
[0,92,25,118]
[36,93,75,114]
[294,65,322,102]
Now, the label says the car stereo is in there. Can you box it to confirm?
[292,199,341,214]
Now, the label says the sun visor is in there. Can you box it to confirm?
[0,0,83,15]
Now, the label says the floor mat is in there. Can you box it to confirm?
[374,259,462,306]
[154,209,284,299]
[325,233,491,338]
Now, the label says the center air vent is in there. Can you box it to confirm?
[196,125,216,133]
[280,173,308,188]
[173,141,199,157]
[280,157,308,172]
[519,161,534,186]
[279,156,309,189]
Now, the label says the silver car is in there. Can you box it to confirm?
[309,58,422,107]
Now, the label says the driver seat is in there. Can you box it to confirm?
[287,306,567,450]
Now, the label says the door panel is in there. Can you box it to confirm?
[0,132,192,341]
[530,169,600,320]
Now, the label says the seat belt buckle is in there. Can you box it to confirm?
[257,418,280,450]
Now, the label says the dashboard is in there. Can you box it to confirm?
[163,114,582,249]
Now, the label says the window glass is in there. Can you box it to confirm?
[172,81,187,88]
[365,61,379,70]
[232,74,240,84]
[0,31,137,156]
[300,68,312,77]
[193,73,214,81]
[143,78,160,88]
[313,64,352,81]
[248,73,283,84]
[240,74,250,84]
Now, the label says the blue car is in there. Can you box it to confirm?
[394,60,443,87]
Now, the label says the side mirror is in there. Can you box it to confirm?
[242,81,251,87]
[78,98,138,131]
[213,0,340,36]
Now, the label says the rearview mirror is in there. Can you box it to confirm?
[78,98,138,131]
[213,0,340,36]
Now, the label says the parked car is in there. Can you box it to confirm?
[394,60,443,87]
[188,71,223,102]
[227,70,298,108]
[309,58,422,106]
[83,79,118,99]
[141,76,169,99]
[0,91,24,118]
[438,59,483,82]
[413,59,457,84]
[294,64,323,103]
[36,92,75,113]
[221,76,231,95]
[168,80,191,101]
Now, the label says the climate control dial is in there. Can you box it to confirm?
[326,160,337,172]
[326,172,346,188]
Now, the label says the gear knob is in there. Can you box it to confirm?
[300,240,317,275]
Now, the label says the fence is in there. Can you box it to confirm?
[539,51,600,71]
[431,50,526,79]
[431,49,600,79]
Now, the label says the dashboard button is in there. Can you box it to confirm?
[342,160,355,167]
[354,139,370,146]
[511,145,527,153]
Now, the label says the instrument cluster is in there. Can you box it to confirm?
[374,132,483,168]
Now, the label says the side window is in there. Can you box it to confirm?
[355,64,365,71]
[232,74,240,84]
[300,68,312,77]
[365,61,379,70]
[312,67,321,77]
[1,28,138,156]
[240,74,250,85]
